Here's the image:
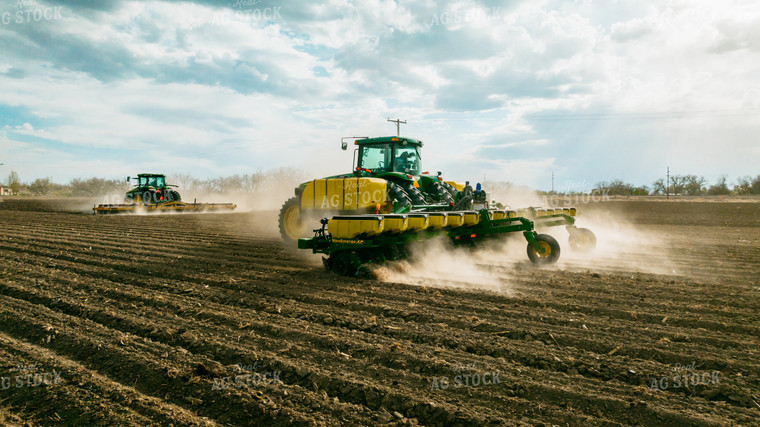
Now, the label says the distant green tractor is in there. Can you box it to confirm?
[125,173,181,204]
[94,173,237,214]
[279,136,475,240]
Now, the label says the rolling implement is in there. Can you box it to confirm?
[298,209,563,276]
[93,200,237,214]
[514,207,596,251]
[93,173,237,214]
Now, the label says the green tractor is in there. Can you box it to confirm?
[125,173,181,205]
[279,135,596,253]
[94,173,237,214]
[279,136,476,240]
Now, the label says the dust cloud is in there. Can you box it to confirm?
[374,199,679,291]
[73,192,129,213]
[171,170,307,213]
[372,184,540,293]
[486,185,679,276]
[555,206,678,276]
[485,184,545,210]
[372,238,516,295]
[179,184,294,213]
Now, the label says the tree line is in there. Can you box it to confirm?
[3,169,759,197]
[2,168,306,196]
[593,174,760,196]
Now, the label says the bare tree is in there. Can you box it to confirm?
[595,179,634,196]
[70,178,128,196]
[734,175,760,195]
[632,185,650,195]
[169,174,198,191]
[651,178,666,195]
[753,175,760,194]
[242,171,265,193]
[6,170,21,194]
[29,178,53,195]
[707,175,731,195]
[669,175,687,195]
[734,176,750,194]
[682,175,707,196]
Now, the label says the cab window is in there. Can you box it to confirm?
[359,145,391,172]
[393,146,421,175]
[139,176,165,187]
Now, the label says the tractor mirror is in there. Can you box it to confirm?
[126,176,130,183]
[341,141,347,150]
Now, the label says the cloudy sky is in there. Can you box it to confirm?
[1,0,758,191]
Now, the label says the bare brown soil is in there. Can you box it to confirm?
[0,197,758,426]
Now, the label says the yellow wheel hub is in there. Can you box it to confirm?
[534,241,552,257]
[282,205,305,239]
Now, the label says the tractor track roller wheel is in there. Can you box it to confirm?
[386,181,412,208]
[401,181,426,206]
[527,233,561,265]
[568,227,596,251]
[279,197,306,241]
[330,251,358,276]
[429,181,454,204]
[441,182,459,198]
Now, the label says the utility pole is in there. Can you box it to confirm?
[387,118,406,137]
[551,171,555,193]
[666,166,670,199]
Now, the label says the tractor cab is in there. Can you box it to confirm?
[279,135,468,241]
[135,174,166,189]
[351,137,422,176]
[125,173,180,205]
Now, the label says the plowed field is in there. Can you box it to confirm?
[0,198,758,426]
